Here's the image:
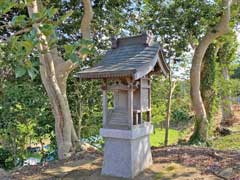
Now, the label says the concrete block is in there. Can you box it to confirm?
[100,123,153,178]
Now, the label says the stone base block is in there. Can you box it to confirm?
[100,124,153,179]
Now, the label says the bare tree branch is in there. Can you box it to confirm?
[12,27,32,36]
[80,0,93,39]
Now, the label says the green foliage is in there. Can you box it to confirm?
[83,135,104,150]
[171,109,191,123]
[142,0,222,59]
[0,148,14,169]
[0,0,136,156]
[151,77,168,124]
[63,39,94,63]
[0,1,15,15]
[151,76,191,125]
[200,43,218,133]
[216,32,239,110]
[232,66,240,79]
[0,79,54,166]
[11,15,27,27]
[67,76,102,138]
[0,0,76,80]
[230,79,240,97]
[217,32,239,66]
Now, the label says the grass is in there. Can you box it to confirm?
[211,121,240,150]
[150,128,188,147]
[25,152,42,160]
[229,124,240,132]
[211,133,240,150]
[151,126,240,150]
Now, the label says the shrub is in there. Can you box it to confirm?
[0,148,14,169]
[171,109,191,123]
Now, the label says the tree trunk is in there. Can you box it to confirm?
[164,74,176,146]
[221,66,233,125]
[39,63,74,159]
[189,0,232,142]
[27,0,93,159]
[78,101,83,139]
[201,44,220,121]
[81,0,93,39]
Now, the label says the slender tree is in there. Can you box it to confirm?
[25,0,93,159]
[164,68,176,146]
[190,0,233,142]
[217,32,238,126]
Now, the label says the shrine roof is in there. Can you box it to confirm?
[76,32,169,80]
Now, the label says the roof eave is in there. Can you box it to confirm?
[75,69,136,80]
[158,49,170,77]
[133,49,169,80]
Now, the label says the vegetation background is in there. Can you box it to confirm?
[0,0,239,172]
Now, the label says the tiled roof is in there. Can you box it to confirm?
[76,33,169,80]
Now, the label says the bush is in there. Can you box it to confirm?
[0,148,14,169]
[171,109,191,123]
[82,135,104,150]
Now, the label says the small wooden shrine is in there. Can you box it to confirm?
[76,31,169,178]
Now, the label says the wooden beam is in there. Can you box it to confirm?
[128,82,133,129]
[139,79,143,124]
[109,83,129,91]
[102,80,108,127]
[109,82,139,91]
[148,78,151,122]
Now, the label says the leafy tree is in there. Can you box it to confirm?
[0,79,53,164]
[142,0,238,142]
[217,32,239,125]
[189,0,235,142]
[0,148,13,169]
[0,0,139,158]
[0,0,94,159]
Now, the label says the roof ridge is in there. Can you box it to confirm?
[111,31,155,49]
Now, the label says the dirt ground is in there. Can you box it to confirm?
[10,146,240,180]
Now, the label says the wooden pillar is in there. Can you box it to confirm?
[128,82,133,129]
[139,79,142,124]
[148,78,151,122]
[102,80,108,127]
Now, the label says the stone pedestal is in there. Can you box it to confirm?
[100,123,153,179]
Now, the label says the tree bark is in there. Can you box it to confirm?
[221,66,233,125]
[81,0,93,39]
[164,74,176,146]
[190,0,232,142]
[27,0,93,159]
[201,44,220,121]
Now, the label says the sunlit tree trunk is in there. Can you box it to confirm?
[190,0,232,142]
[200,44,220,121]
[27,0,93,159]
[164,72,176,146]
[221,66,233,125]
